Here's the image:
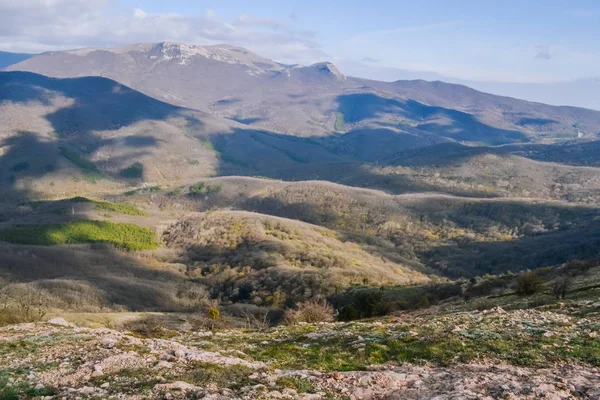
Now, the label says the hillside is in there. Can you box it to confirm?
[0,50,33,69]
[7,42,600,144]
[0,72,347,200]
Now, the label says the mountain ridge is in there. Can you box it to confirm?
[7,42,600,142]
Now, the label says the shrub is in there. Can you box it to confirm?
[189,182,206,195]
[285,300,335,324]
[515,271,545,296]
[551,277,571,299]
[122,315,167,338]
[207,306,220,320]
[0,284,53,326]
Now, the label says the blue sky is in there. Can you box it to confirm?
[111,0,600,83]
[1,0,599,107]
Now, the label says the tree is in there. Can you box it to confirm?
[515,271,545,296]
[551,277,571,299]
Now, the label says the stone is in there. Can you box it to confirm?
[46,318,74,328]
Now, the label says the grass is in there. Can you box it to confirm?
[94,201,147,216]
[334,112,345,131]
[199,140,216,151]
[275,376,316,394]
[0,220,158,251]
[181,362,257,390]
[59,147,101,183]
[69,197,147,216]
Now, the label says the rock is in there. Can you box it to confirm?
[156,360,173,369]
[100,382,110,389]
[46,317,74,328]
[79,386,96,396]
[101,337,118,348]
[173,349,186,358]
[34,383,45,390]
[331,372,343,381]
[154,381,202,392]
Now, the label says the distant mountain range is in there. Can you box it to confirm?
[0,51,33,69]
[5,42,600,145]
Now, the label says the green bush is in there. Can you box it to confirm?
[189,182,222,196]
[0,220,158,251]
[189,182,206,195]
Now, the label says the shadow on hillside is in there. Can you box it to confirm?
[337,93,529,146]
[421,222,600,278]
[0,243,192,311]
[208,128,505,198]
[0,71,210,200]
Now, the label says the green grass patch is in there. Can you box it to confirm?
[0,220,157,251]
[275,376,316,394]
[94,201,147,216]
[181,362,257,390]
[69,197,147,216]
[334,112,345,131]
[199,140,216,151]
[119,162,144,179]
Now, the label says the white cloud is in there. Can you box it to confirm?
[0,1,325,64]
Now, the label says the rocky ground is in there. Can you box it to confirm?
[1,305,599,399]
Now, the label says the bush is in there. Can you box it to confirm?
[0,284,53,326]
[515,271,545,296]
[189,182,206,195]
[285,300,335,324]
[122,315,167,338]
[551,277,571,299]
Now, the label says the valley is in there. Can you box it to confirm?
[1,42,599,399]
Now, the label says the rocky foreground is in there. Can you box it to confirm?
[1,306,600,399]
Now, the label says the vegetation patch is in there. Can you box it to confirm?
[188,182,222,196]
[59,147,101,183]
[69,197,147,216]
[119,162,144,179]
[94,201,147,216]
[0,220,157,251]
[182,362,256,390]
[334,112,345,131]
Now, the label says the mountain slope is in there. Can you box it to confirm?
[0,51,33,69]
[0,71,354,200]
[8,42,600,145]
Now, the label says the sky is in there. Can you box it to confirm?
[1,0,600,108]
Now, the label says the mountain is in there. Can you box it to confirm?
[0,71,356,200]
[8,42,600,145]
[0,51,33,69]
